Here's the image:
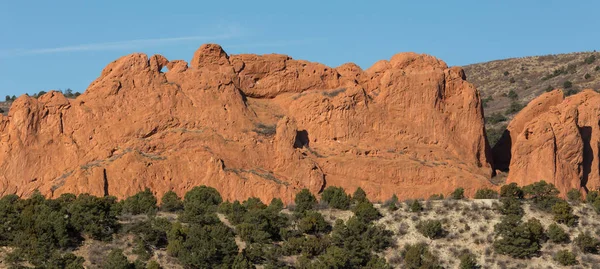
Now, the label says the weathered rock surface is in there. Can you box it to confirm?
[501,89,600,194]
[0,44,494,203]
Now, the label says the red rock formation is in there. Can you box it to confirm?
[503,89,600,194]
[0,44,494,203]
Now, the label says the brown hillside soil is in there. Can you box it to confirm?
[0,44,493,203]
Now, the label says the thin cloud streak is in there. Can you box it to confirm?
[0,32,238,57]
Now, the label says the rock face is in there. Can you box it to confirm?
[0,44,493,203]
[498,89,600,194]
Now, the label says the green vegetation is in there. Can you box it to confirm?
[507,89,518,100]
[294,188,317,213]
[566,188,582,203]
[485,113,507,124]
[584,54,596,64]
[0,180,598,267]
[401,243,441,269]
[547,223,569,243]
[474,188,498,199]
[563,80,573,89]
[486,124,507,147]
[320,186,351,210]
[505,101,524,115]
[554,250,578,266]
[451,187,465,200]
[416,220,444,239]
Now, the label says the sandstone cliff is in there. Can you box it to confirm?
[0,44,494,203]
[496,89,600,194]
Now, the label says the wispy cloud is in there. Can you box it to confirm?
[0,28,241,58]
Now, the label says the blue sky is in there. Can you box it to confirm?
[1,1,598,97]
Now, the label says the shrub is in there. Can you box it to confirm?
[503,71,509,76]
[485,113,508,124]
[507,89,518,99]
[509,78,516,84]
[459,252,478,269]
[401,243,441,269]
[474,188,498,199]
[384,194,399,211]
[160,191,183,212]
[486,125,507,147]
[545,85,554,92]
[294,189,317,213]
[320,186,351,210]
[584,54,596,64]
[567,189,582,203]
[547,223,569,243]
[451,188,465,200]
[574,231,600,253]
[523,180,560,211]
[122,188,158,215]
[586,190,599,203]
[180,186,222,224]
[352,201,382,223]
[352,187,368,204]
[416,220,444,239]
[554,250,578,266]
[102,249,133,269]
[505,101,524,115]
[409,200,423,213]
[428,194,444,200]
[297,211,330,235]
[585,73,592,80]
[493,218,545,258]
[596,65,600,71]
[146,260,162,269]
[551,200,577,226]
[563,81,573,89]
[177,224,238,268]
[231,251,254,269]
[498,197,523,216]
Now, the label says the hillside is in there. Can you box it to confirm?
[464,51,600,117]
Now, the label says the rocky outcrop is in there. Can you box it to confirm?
[501,89,600,194]
[0,44,493,203]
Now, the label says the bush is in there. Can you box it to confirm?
[451,188,465,200]
[493,218,545,258]
[416,220,444,239]
[585,73,592,80]
[320,186,350,210]
[563,81,573,89]
[178,224,238,268]
[584,54,596,65]
[352,187,368,204]
[551,200,577,226]
[507,89,518,99]
[486,125,507,147]
[505,101,524,115]
[458,252,478,269]
[586,190,599,203]
[122,188,157,215]
[102,249,133,269]
[352,201,382,223]
[401,243,441,269]
[297,211,330,235]
[523,180,560,211]
[428,194,444,200]
[485,113,508,124]
[180,186,222,224]
[474,188,498,199]
[384,194,399,211]
[160,191,183,212]
[554,250,578,266]
[509,77,516,84]
[294,189,317,213]
[498,197,524,216]
[547,223,569,243]
[596,65,600,71]
[545,85,554,92]
[574,231,600,253]
[566,189,582,203]
[409,200,423,213]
